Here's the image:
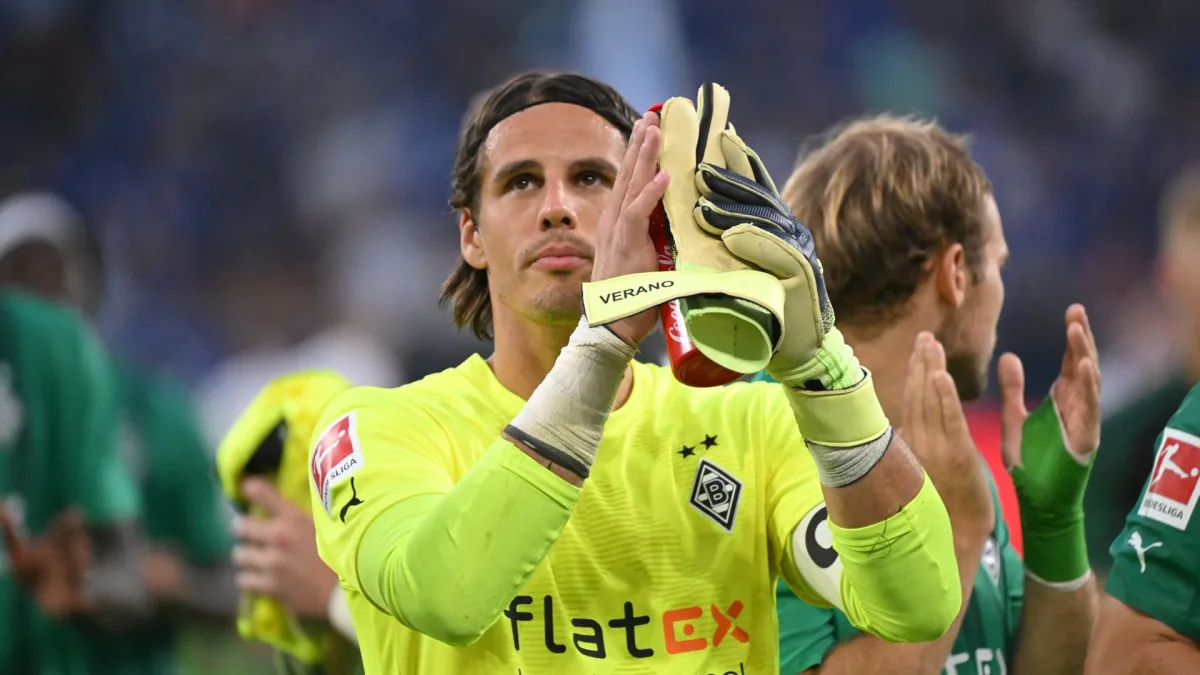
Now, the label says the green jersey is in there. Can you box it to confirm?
[0,292,139,675]
[83,364,235,675]
[750,371,1024,674]
[1084,376,1190,576]
[1106,381,1200,642]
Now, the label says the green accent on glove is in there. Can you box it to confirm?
[1011,397,1094,583]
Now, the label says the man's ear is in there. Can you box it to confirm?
[460,209,487,270]
[933,242,968,309]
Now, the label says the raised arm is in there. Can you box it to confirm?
[999,306,1102,675]
[681,108,960,641]
[314,115,668,646]
[779,335,995,674]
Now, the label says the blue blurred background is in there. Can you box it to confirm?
[2,1,1198,672]
[0,0,1194,460]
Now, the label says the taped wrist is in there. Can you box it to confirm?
[506,317,636,478]
[807,427,894,487]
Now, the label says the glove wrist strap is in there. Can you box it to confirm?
[783,370,890,447]
[771,327,863,391]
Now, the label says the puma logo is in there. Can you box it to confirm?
[339,477,365,524]
[1128,530,1163,573]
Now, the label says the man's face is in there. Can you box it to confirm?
[462,103,626,329]
[938,194,1009,401]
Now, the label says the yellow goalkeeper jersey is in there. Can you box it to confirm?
[311,354,844,674]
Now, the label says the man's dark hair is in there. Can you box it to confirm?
[439,71,639,341]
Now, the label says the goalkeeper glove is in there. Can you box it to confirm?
[686,87,889,453]
[582,84,786,377]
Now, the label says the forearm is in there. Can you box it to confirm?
[1013,573,1098,675]
[83,523,155,630]
[357,440,579,646]
[1088,638,1200,675]
[1086,596,1200,675]
[830,473,960,643]
[818,507,989,674]
[821,434,923,528]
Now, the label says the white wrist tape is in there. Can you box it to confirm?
[807,427,893,487]
[506,317,636,478]
[326,585,357,644]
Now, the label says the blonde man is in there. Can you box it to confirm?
[763,117,1102,675]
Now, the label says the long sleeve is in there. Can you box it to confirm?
[310,388,582,646]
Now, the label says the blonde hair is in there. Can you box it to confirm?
[782,115,993,330]
[1159,164,1200,252]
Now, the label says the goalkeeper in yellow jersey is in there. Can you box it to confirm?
[309,72,960,674]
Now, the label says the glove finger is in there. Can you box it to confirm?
[659,96,702,250]
[722,222,834,327]
[696,164,783,210]
[722,125,779,194]
[695,83,731,168]
[696,197,799,238]
[721,224,807,280]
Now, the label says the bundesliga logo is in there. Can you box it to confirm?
[1139,428,1200,531]
[311,412,366,515]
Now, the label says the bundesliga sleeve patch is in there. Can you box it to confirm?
[1138,427,1200,531]
[311,412,366,516]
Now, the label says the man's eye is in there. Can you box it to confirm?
[509,174,536,191]
[577,171,607,187]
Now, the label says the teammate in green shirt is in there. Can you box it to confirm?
[1086,382,1200,674]
[0,289,150,674]
[1084,165,1200,578]
[0,192,239,674]
[757,116,1102,674]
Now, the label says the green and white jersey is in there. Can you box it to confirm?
[1106,381,1200,642]
[0,291,139,675]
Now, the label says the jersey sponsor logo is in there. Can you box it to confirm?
[311,412,365,515]
[688,458,742,532]
[945,648,1006,674]
[1127,530,1163,574]
[504,595,749,660]
[1139,428,1200,530]
[791,503,842,608]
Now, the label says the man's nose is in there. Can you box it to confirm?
[537,178,578,230]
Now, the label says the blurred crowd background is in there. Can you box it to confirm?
[1,0,1197,672]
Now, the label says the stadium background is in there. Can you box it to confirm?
[0,0,1197,672]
